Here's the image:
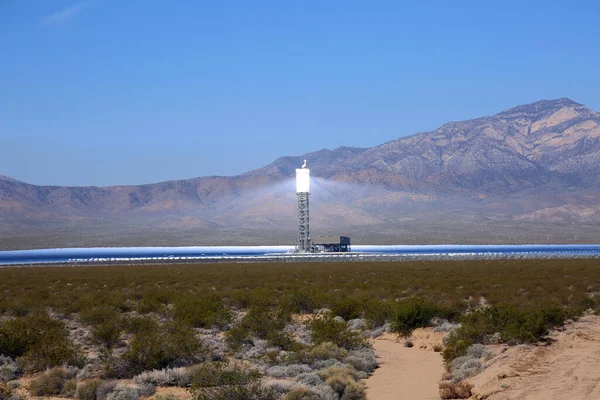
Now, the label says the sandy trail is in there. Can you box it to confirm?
[365,330,445,400]
[470,314,600,400]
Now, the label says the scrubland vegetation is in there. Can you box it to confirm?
[0,259,599,399]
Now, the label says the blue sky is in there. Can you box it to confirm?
[1,1,599,186]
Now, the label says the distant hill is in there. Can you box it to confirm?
[2,98,599,249]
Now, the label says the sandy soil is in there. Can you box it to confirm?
[470,314,600,400]
[364,329,445,400]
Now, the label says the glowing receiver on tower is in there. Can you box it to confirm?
[296,160,310,193]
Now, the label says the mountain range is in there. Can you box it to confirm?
[2,98,599,249]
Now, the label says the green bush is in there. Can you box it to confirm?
[79,307,119,326]
[362,299,394,328]
[225,307,290,350]
[121,315,158,334]
[91,320,122,350]
[122,321,204,374]
[173,294,232,329]
[0,313,84,373]
[266,331,302,352]
[390,298,444,336]
[309,316,365,350]
[283,291,321,314]
[190,361,261,389]
[442,305,568,363]
[329,297,363,321]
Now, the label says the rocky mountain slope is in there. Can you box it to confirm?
[2,98,599,248]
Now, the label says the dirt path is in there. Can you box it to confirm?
[470,315,600,400]
[364,330,445,400]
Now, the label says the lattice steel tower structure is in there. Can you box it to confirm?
[296,160,313,253]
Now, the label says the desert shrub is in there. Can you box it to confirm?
[266,364,312,378]
[122,322,204,375]
[133,367,192,387]
[363,322,391,339]
[190,362,261,389]
[390,298,446,336]
[0,356,20,382]
[192,381,277,400]
[0,383,21,400]
[0,313,84,373]
[285,384,337,400]
[344,349,377,373]
[284,290,322,314]
[466,343,491,359]
[79,307,119,326]
[317,366,364,382]
[443,304,567,363]
[95,380,118,400]
[173,294,231,329]
[340,381,366,400]
[299,342,348,364]
[439,380,473,399]
[309,316,365,350]
[434,321,461,333]
[121,315,158,334]
[91,320,122,350]
[346,319,367,332]
[264,379,294,395]
[27,366,76,397]
[133,369,170,386]
[266,331,302,352]
[105,383,155,400]
[75,379,102,400]
[297,372,323,386]
[450,356,483,382]
[361,299,394,328]
[225,307,291,351]
[329,297,363,321]
[190,362,274,400]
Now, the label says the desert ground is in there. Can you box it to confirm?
[1,259,600,399]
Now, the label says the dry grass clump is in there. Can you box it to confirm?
[0,383,21,400]
[438,380,473,399]
[27,366,77,397]
[315,366,367,399]
[104,383,155,400]
[132,367,192,387]
[74,378,102,400]
[285,384,337,400]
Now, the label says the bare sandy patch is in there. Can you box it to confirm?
[470,314,600,400]
[364,329,445,400]
[152,386,192,399]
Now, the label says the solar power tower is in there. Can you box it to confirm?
[295,160,313,253]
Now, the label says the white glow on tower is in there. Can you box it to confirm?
[296,160,310,193]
